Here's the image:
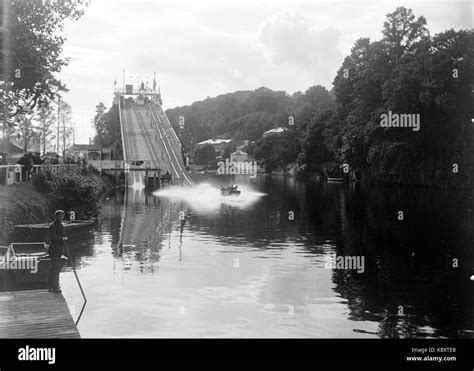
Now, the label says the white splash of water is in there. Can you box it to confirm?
[153,183,265,212]
[129,172,145,191]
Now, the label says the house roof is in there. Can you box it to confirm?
[197,139,232,145]
[0,137,25,154]
[264,127,286,135]
[231,149,248,155]
[8,135,41,153]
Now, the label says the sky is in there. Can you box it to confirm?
[57,0,472,143]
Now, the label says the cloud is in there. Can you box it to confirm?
[232,68,242,79]
[257,9,342,72]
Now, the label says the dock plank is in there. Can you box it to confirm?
[0,289,80,338]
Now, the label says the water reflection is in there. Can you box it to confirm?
[60,176,473,338]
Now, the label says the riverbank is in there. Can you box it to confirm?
[262,162,474,189]
[0,168,116,245]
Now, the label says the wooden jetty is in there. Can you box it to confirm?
[0,289,80,338]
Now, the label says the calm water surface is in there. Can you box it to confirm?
[62,175,473,338]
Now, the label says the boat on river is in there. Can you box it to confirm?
[220,185,241,196]
[13,218,96,243]
[0,243,67,291]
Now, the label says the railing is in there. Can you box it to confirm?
[0,164,89,185]
[115,88,159,95]
[149,103,194,187]
[88,160,161,171]
[0,165,23,185]
[0,161,167,185]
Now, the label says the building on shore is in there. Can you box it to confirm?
[230,149,249,163]
[194,138,232,157]
[68,144,113,161]
[263,127,287,138]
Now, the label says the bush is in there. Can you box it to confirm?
[31,170,53,192]
[32,167,105,219]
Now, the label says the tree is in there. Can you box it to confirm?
[298,110,334,173]
[255,131,299,173]
[36,102,56,155]
[382,7,429,61]
[93,102,107,145]
[1,0,88,116]
[330,6,473,187]
[15,111,36,153]
[59,101,73,156]
[92,102,121,155]
[193,144,216,165]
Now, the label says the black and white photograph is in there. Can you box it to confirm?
[0,0,472,367]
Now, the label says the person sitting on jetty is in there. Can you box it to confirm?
[48,210,68,293]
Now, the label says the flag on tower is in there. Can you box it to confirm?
[153,72,157,91]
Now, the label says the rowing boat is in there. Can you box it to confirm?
[14,218,96,231]
[0,243,66,291]
[13,218,96,243]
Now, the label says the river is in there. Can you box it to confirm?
[61,175,473,338]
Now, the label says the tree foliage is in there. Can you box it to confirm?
[1,0,87,116]
[93,102,121,157]
[331,7,473,187]
[193,143,216,165]
[36,102,56,155]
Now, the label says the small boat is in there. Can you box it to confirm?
[220,185,241,196]
[0,243,67,291]
[14,218,96,231]
[13,218,96,243]
[327,177,343,183]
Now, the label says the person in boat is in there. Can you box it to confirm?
[48,210,68,293]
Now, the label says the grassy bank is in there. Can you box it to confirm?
[0,167,115,245]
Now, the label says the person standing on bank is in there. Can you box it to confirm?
[48,210,67,293]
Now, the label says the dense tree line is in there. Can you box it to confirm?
[331,7,473,187]
[166,7,473,188]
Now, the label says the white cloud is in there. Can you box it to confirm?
[257,9,342,71]
[232,68,242,79]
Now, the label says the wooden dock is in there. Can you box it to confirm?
[0,289,80,338]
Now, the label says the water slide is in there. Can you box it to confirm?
[119,97,194,187]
